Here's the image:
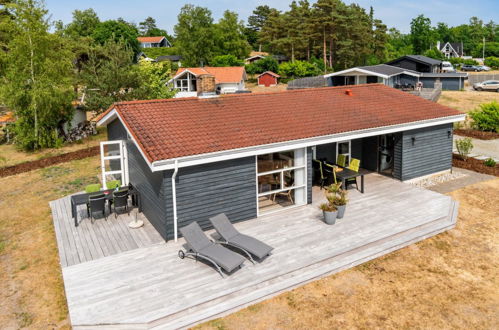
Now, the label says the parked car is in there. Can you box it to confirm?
[476,65,491,71]
[441,61,455,72]
[473,80,499,92]
[461,64,482,72]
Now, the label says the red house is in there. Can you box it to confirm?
[257,71,280,87]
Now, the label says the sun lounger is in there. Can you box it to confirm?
[178,221,245,277]
[209,213,274,263]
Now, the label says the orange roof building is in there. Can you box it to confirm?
[168,67,247,97]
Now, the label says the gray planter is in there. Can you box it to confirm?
[323,210,338,225]
[336,205,346,219]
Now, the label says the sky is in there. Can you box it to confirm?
[45,0,499,34]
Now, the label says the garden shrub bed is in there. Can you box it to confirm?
[454,129,499,140]
[0,146,99,178]
[452,154,499,176]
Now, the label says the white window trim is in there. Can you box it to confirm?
[100,140,129,189]
[255,148,307,217]
[336,140,351,165]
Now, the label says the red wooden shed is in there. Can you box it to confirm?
[257,71,280,87]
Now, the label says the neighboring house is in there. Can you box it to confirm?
[155,55,182,67]
[438,41,464,58]
[244,52,289,64]
[168,66,247,98]
[245,51,269,64]
[386,55,442,73]
[325,63,468,91]
[258,71,280,87]
[137,36,171,48]
[325,64,420,88]
[97,84,464,241]
[136,52,155,62]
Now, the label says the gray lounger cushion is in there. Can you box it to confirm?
[210,213,274,259]
[180,222,245,273]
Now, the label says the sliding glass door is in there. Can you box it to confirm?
[257,148,307,215]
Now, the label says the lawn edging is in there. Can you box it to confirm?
[454,129,499,140]
[452,153,499,176]
[0,146,99,178]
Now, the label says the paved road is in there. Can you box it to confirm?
[454,135,499,161]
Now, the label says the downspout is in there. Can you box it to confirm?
[172,160,179,242]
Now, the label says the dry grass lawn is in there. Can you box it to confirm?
[0,156,101,329]
[197,179,499,330]
[0,157,497,329]
[0,128,106,168]
[438,90,499,113]
[246,82,289,94]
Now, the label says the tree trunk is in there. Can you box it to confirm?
[329,38,333,69]
[323,26,327,73]
[27,31,38,148]
[291,44,295,62]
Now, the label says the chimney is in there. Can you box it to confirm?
[345,89,353,96]
[197,74,216,97]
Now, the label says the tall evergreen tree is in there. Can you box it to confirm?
[213,11,251,59]
[410,14,433,54]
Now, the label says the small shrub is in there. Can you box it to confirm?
[455,137,473,160]
[278,60,322,79]
[469,101,499,133]
[484,56,499,69]
[245,56,279,75]
[484,158,496,167]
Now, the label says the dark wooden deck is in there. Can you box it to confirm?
[49,195,163,267]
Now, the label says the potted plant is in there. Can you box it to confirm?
[326,183,348,219]
[319,194,338,225]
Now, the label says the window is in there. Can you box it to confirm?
[336,140,351,166]
[174,73,197,92]
[257,149,307,215]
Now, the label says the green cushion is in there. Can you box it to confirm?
[85,184,101,194]
[106,180,121,190]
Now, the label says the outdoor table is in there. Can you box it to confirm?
[334,168,369,193]
[71,186,141,226]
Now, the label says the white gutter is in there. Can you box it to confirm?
[150,114,465,172]
[172,159,179,242]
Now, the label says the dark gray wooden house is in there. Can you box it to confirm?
[97,85,464,242]
[386,55,442,73]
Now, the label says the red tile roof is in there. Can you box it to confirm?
[174,67,245,84]
[104,84,462,163]
[137,36,165,43]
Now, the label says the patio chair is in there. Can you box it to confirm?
[336,154,347,168]
[112,189,129,218]
[209,213,274,263]
[324,163,338,185]
[86,194,107,223]
[178,222,246,278]
[313,159,328,189]
[345,158,360,190]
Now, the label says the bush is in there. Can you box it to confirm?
[278,60,322,79]
[484,158,496,167]
[245,56,279,75]
[423,47,444,60]
[463,59,479,65]
[484,56,499,69]
[469,101,499,132]
[141,46,180,59]
[455,137,473,160]
[210,55,243,67]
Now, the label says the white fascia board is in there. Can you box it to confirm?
[390,71,420,78]
[96,108,118,126]
[96,108,154,171]
[150,114,465,172]
[167,69,199,84]
[324,68,389,79]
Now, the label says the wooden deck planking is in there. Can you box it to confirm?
[56,174,459,328]
[50,194,164,268]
